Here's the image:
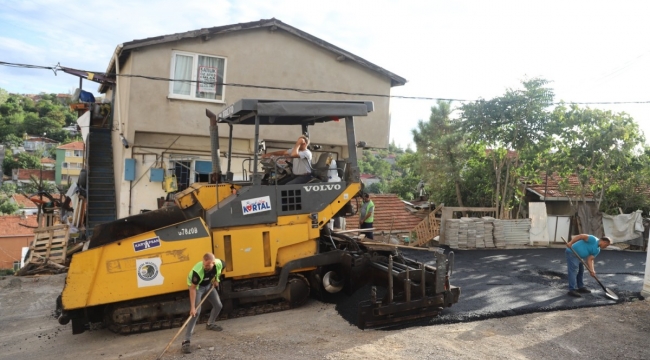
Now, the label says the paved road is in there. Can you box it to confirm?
[403,247,646,324]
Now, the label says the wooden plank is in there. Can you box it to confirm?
[360,241,439,251]
[443,207,498,212]
[333,228,375,234]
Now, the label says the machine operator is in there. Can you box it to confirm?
[262,135,313,184]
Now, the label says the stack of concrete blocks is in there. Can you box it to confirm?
[446,219,460,248]
[482,217,496,248]
[445,218,531,249]
[458,218,469,249]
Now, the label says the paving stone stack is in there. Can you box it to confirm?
[445,217,532,249]
[445,219,460,248]
[474,218,486,248]
[482,217,496,248]
[458,218,470,249]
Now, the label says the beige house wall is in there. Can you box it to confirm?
[111,28,395,217]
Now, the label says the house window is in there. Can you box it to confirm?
[66,151,72,157]
[13,262,20,271]
[62,174,69,182]
[62,162,68,168]
[194,160,212,183]
[169,51,226,102]
[74,150,83,157]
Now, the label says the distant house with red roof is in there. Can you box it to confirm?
[347,194,423,234]
[360,173,381,186]
[0,215,37,269]
[9,194,39,215]
[11,169,56,188]
[23,136,59,152]
[40,157,56,169]
[522,171,596,216]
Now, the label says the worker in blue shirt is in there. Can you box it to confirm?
[565,234,611,297]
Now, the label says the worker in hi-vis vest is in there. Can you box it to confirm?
[359,193,375,240]
[182,253,225,354]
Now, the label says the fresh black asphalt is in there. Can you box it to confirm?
[402,247,646,325]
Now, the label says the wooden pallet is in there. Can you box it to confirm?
[28,224,70,265]
[411,204,444,247]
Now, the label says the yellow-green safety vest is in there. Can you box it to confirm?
[187,260,223,288]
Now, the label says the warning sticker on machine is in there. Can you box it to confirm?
[136,257,164,288]
[133,237,161,252]
[241,196,272,215]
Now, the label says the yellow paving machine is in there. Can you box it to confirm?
[56,99,460,334]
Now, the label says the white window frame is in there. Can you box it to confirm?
[168,50,227,104]
[65,151,72,157]
[74,150,83,157]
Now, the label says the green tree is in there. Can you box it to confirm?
[413,100,467,207]
[387,152,423,200]
[0,200,19,215]
[2,152,42,176]
[549,104,644,231]
[22,112,63,137]
[2,134,23,147]
[0,113,24,140]
[460,78,554,217]
[0,88,8,106]
[0,181,19,215]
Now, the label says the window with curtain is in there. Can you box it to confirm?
[170,51,226,102]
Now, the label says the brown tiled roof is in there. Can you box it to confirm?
[25,136,58,143]
[523,171,594,199]
[347,194,423,232]
[0,215,37,237]
[57,141,85,150]
[40,157,55,164]
[360,174,379,180]
[11,194,38,209]
[16,169,55,181]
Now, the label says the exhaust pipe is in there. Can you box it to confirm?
[323,271,343,293]
[206,109,222,183]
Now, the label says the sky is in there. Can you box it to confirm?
[1,0,649,149]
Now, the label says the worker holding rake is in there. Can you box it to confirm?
[565,234,611,297]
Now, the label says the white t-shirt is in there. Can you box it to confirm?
[288,148,312,175]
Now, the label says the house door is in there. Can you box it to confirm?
[547,215,571,242]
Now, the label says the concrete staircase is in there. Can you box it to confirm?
[86,128,116,238]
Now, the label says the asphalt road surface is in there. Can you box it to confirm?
[403,247,646,325]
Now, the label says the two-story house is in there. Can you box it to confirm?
[96,18,406,218]
[55,141,85,185]
[23,136,59,153]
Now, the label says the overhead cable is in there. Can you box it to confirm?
[1,60,650,105]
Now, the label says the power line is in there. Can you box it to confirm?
[2,60,650,105]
